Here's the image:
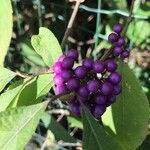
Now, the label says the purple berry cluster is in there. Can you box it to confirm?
[52,23,129,119]
[108,23,129,58]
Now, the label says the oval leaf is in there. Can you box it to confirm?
[31,27,62,66]
[102,62,149,150]
[0,101,48,150]
[0,67,16,92]
[0,0,12,66]
[82,106,123,150]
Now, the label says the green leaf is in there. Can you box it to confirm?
[0,101,48,150]
[82,106,123,150]
[0,67,16,92]
[0,0,13,66]
[10,74,53,107]
[0,83,24,112]
[67,116,83,129]
[31,27,62,66]
[127,21,150,48]
[102,62,149,150]
[48,115,76,143]
[21,40,46,67]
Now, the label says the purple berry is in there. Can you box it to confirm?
[113,23,123,33]
[78,86,89,98]
[108,72,121,85]
[93,60,105,73]
[113,47,123,56]
[74,66,87,79]
[55,84,68,95]
[121,50,130,58]
[70,103,80,116]
[87,80,99,93]
[106,59,117,72]
[62,57,74,69]
[106,95,116,106]
[61,70,73,81]
[66,49,78,60]
[93,105,106,118]
[113,84,122,95]
[108,33,119,43]
[53,62,63,74]
[116,37,126,47]
[58,55,66,62]
[67,78,80,91]
[82,59,93,70]
[94,93,107,105]
[54,74,64,85]
[101,81,113,95]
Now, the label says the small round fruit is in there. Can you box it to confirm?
[93,105,106,118]
[116,37,126,47]
[93,60,105,73]
[113,23,123,33]
[106,59,117,72]
[82,58,93,70]
[108,72,121,85]
[121,50,130,58]
[70,103,80,116]
[54,74,64,85]
[53,62,63,74]
[74,66,87,79]
[87,80,99,93]
[101,82,113,95]
[94,93,107,105]
[106,95,116,106]
[108,33,119,43]
[58,55,66,62]
[67,78,80,91]
[62,57,74,69]
[113,46,123,56]
[113,84,122,95]
[78,86,89,98]
[61,70,73,81]
[55,84,68,95]
[66,49,78,60]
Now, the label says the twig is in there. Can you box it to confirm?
[61,0,82,49]
[58,141,82,147]
[100,0,135,61]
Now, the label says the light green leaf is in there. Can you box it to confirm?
[0,0,13,66]
[82,106,123,150]
[31,27,62,66]
[0,83,24,112]
[102,61,149,150]
[0,67,16,92]
[67,116,83,129]
[9,74,53,107]
[0,101,48,150]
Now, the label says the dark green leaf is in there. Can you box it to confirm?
[102,61,149,150]
[82,106,123,150]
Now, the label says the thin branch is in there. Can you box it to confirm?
[61,1,81,49]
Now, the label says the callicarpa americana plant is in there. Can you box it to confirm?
[53,23,129,119]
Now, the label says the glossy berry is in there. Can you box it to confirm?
[121,50,130,58]
[78,86,89,98]
[113,23,123,33]
[53,62,63,74]
[101,82,113,95]
[87,80,99,93]
[106,95,116,106]
[74,66,87,79]
[113,84,122,95]
[108,33,119,43]
[62,57,74,69]
[67,78,80,91]
[83,58,93,70]
[55,84,68,95]
[66,49,78,60]
[58,55,65,62]
[113,46,123,56]
[54,74,64,85]
[93,105,106,118]
[61,70,73,81]
[108,72,121,85]
[70,103,80,116]
[106,59,117,72]
[93,60,105,73]
[116,37,126,47]
[94,93,107,105]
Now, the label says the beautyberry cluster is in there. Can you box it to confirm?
[108,23,129,58]
[52,23,129,119]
